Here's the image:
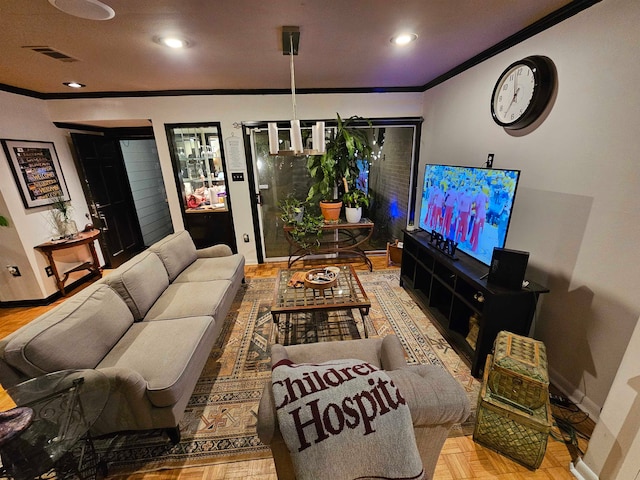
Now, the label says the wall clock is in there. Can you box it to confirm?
[490,55,556,130]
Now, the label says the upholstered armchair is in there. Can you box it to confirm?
[257,335,471,479]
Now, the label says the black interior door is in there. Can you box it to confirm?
[71,133,144,268]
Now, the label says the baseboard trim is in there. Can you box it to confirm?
[0,272,100,308]
[0,292,60,308]
[548,365,601,423]
[570,457,599,480]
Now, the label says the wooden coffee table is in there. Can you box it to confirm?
[271,265,371,344]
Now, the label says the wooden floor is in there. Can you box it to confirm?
[0,254,592,479]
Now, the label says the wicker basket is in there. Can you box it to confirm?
[488,330,549,409]
[474,355,552,470]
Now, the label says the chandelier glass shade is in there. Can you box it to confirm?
[268,27,326,156]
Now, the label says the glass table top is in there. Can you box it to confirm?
[0,369,110,479]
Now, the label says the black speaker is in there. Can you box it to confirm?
[488,247,529,290]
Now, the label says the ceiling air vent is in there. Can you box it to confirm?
[23,46,79,62]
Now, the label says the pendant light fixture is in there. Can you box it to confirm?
[268,27,326,156]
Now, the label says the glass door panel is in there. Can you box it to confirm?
[249,121,420,261]
[166,123,237,250]
[252,129,312,258]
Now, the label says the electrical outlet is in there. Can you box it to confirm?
[7,265,21,277]
[45,266,53,277]
[486,153,494,168]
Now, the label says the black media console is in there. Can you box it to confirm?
[400,229,549,377]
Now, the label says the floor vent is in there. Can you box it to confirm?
[23,46,79,62]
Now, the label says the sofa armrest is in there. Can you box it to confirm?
[380,334,408,370]
[389,365,471,427]
[196,244,233,258]
[257,381,278,444]
[91,366,155,436]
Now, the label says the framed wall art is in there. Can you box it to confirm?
[1,139,70,208]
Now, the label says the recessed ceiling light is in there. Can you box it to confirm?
[48,0,115,21]
[391,33,418,46]
[63,82,86,88]
[155,36,190,49]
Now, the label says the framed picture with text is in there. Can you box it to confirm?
[1,139,70,208]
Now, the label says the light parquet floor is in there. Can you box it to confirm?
[0,253,591,479]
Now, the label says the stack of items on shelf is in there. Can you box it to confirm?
[473,331,552,470]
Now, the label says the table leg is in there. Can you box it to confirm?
[44,251,66,295]
[359,307,370,338]
[87,240,102,277]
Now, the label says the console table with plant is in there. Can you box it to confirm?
[283,219,374,270]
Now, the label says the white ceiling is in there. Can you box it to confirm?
[0,0,581,96]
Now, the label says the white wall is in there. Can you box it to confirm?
[419,0,640,420]
[582,314,640,479]
[0,91,96,301]
[45,92,425,264]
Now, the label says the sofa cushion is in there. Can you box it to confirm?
[4,284,133,377]
[173,254,245,283]
[97,316,216,407]
[143,280,234,321]
[104,251,169,321]
[149,230,198,282]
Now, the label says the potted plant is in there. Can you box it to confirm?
[289,211,324,250]
[278,195,306,225]
[49,196,78,239]
[306,113,373,222]
[342,186,370,224]
[279,196,324,250]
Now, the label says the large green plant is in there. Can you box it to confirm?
[306,113,373,203]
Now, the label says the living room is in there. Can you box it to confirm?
[0,0,639,478]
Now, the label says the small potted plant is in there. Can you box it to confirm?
[279,196,324,250]
[342,186,370,224]
[289,211,324,250]
[49,196,78,239]
[278,195,306,225]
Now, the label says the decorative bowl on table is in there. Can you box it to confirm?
[304,266,340,290]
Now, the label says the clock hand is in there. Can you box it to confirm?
[504,87,520,114]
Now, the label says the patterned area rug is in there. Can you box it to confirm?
[97,269,480,475]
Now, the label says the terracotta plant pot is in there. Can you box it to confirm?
[319,201,342,223]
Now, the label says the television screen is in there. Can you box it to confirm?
[418,164,520,266]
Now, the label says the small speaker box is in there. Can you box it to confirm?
[488,247,529,290]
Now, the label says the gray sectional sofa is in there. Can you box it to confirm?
[0,230,244,442]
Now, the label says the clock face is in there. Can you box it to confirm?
[492,64,535,125]
[491,56,555,130]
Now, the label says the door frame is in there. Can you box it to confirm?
[57,123,153,267]
[164,122,238,251]
[242,117,424,264]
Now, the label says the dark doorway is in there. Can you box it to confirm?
[71,133,145,268]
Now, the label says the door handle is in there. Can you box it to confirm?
[256,192,263,205]
[99,214,109,232]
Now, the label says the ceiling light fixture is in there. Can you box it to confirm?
[268,26,325,156]
[63,82,86,88]
[159,37,189,49]
[391,33,418,46]
[48,0,115,21]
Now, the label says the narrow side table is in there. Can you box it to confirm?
[35,229,102,295]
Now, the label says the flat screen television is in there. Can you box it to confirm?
[418,164,521,266]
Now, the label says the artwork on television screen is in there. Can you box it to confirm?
[418,164,520,266]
